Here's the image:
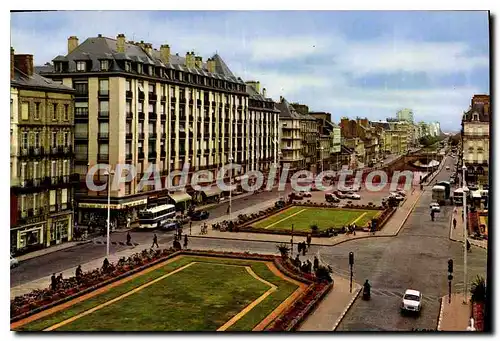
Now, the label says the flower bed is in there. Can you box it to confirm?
[11,249,329,331]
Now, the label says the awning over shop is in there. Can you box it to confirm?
[202,187,222,198]
[168,192,192,203]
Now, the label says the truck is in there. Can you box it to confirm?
[436,181,451,200]
[432,185,446,205]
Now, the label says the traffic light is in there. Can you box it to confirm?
[349,252,354,266]
[448,259,453,273]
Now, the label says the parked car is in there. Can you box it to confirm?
[389,192,405,201]
[430,202,441,212]
[160,220,180,231]
[325,193,340,203]
[396,190,406,197]
[401,289,422,314]
[446,166,450,170]
[333,191,346,199]
[345,192,361,200]
[190,210,210,221]
[10,255,19,269]
[289,192,304,200]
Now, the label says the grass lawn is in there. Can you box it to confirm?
[16,256,298,332]
[252,206,381,232]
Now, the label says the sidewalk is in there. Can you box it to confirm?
[15,240,92,262]
[190,189,423,246]
[299,276,361,331]
[437,293,471,331]
[449,208,488,250]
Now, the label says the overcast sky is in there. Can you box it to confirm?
[10,10,490,131]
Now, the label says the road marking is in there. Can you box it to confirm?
[264,208,307,229]
[217,266,277,331]
[350,212,367,225]
[43,262,197,331]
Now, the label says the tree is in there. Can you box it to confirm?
[470,275,486,303]
[276,243,290,259]
[310,224,319,234]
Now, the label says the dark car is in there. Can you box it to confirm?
[325,193,340,203]
[159,221,180,231]
[333,190,346,199]
[190,210,210,221]
[289,192,304,200]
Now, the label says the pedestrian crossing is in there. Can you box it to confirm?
[370,288,439,304]
[93,240,139,247]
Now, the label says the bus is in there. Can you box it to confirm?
[138,204,176,229]
[432,185,446,205]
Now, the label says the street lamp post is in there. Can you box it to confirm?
[320,146,324,174]
[228,155,233,221]
[103,168,115,257]
[462,163,468,304]
[277,151,282,201]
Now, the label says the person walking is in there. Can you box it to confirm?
[152,233,159,248]
[466,239,471,252]
[313,256,319,271]
[75,265,83,279]
[184,234,189,249]
[126,217,131,229]
[453,217,457,229]
[306,234,312,249]
[431,210,435,221]
[302,242,307,256]
[50,273,57,291]
[126,232,132,245]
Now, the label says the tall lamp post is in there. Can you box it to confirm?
[277,151,282,200]
[228,155,233,221]
[320,146,324,174]
[103,168,115,257]
[462,162,468,304]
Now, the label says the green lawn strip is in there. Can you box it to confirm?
[353,210,381,227]
[17,256,295,332]
[16,256,195,331]
[252,206,305,229]
[227,262,298,331]
[56,262,270,331]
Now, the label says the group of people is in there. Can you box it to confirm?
[50,272,65,291]
[297,234,312,256]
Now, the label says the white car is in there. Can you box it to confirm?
[346,192,361,200]
[430,203,440,212]
[390,192,405,201]
[10,255,19,268]
[401,289,422,314]
[446,166,450,170]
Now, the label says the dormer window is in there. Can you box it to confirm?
[473,113,479,121]
[125,62,131,72]
[148,66,153,76]
[100,60,109,71]
[55,62,64,73]
[137,63,143,74]
[76,61,86,72]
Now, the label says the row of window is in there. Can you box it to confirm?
[19,159,71,180]
[18,189,69,214]
[18,130,71,149]
[16,101,70,122]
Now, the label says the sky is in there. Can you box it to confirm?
[10,10,490,131]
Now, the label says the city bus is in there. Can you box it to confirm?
[138,204,176,229]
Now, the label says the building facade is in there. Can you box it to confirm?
[277,97,304,172]
[10,48,77,254]
[39,34,276,224]
[461,95,490,187]
[396,108,414,123]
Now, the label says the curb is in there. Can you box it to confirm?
[16,240,93,262]
[448,209,488,250]
[437,297,444,331]
[332,286,362,331]
[190,192,424,247]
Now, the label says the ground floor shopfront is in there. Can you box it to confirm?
[10,211,73,255]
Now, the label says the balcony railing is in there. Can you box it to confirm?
[98,132,109,139]
[160,113,167,121]
[126,112,133,120]
[97,153,109,161]
[149,133,157,139]
[138,112,145,120]
[75,153,88,161]
[125,132,133,139]
[149,113,157,121]
[98,111,109,118]
[98,89,109,97]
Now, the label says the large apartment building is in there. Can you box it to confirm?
[277,97,304,172]
[10,48,77,254]
[39,34,278,224]
[461,94,490,187]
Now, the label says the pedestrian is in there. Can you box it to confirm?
[126,217,131,229]
[313,256,319,271]
[431,210,435,221]
[226,204,230,215]
[297,242,302,254]
[307,234,311,249]
[57,273,63,287]
[126,232,132,245]
[453,218,457,229]
[302,242,307,256]
[50,273,57,291]
[466,239,471,252]
[75,265,83,279]
[152,233,159,248]
[184,234,188,249]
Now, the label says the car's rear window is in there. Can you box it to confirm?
[404,294,420,301]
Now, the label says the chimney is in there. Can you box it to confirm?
[262,88,267,97]
[68,36,79,54]
[144,43,153,56]
[11,47,14,80]
[206,58,216,73]
[279,96,284,103]
[14,54,34,77]
[160,44,170,63]
[117,34,126,53]
[185,52,195,68]
[195,56,203,68]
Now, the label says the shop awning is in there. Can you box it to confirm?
[202,187,222,198]
[168,192,192,203]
